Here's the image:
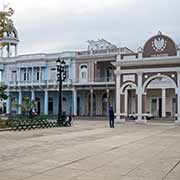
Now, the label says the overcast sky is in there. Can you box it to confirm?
[1,0,180,55]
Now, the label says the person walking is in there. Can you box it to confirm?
[109,106,114,128]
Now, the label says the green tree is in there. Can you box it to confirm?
[17,97,36,115]
[0,84,7,100]
[0,7,14,40]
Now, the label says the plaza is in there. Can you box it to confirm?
[0,120,180,180]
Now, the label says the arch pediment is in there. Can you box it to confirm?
[143,32,177,58]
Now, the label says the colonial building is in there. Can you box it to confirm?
[1,23,180,123]
[0,26,76,115]
[113,31,180,123]
[75,39,133,116]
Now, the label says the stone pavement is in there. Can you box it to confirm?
[0,120,180,180]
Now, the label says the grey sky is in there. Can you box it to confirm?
[3,0,180,55]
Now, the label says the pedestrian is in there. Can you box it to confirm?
[109,106,114,128]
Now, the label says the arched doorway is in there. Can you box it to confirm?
[143,75,177,118]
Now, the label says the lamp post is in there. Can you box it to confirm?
[56,57,66,126]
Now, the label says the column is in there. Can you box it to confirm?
[136,72,146,123]
[44,90,48,115]
[73,89,77,116]
[176,72,180,123]
[90,88,93,116]
[18,90,22,114]
[31,67,34,83]
[31,90,35,101]
[162,88,166,117]
[106,88,109,116]
[124,89,128,117]
[115,66,124,122]
[15,45,18,56]
[7,43,10,57]
[17,68,20,81]
[6,91,10,114]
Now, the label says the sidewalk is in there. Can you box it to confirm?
[0,120,179,180]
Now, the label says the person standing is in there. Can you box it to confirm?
[109,106,114,128]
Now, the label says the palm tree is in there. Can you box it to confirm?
[17,97,36,115]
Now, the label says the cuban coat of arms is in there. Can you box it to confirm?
[152,37,167,52]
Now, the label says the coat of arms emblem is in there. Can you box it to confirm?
[152,37,167,52]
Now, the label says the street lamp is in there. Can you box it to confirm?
[56,57,66,126]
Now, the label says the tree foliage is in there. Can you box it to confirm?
[0,7,14,40]
[17,97,36,115]
[0,84,7,100]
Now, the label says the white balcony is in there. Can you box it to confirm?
[74,76,115,85]
[8,79,73,87]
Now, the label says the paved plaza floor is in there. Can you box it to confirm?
[0,120,180,180]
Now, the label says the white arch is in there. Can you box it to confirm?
[143,74,177,93]
[120,82,137,94]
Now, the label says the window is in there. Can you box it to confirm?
[79,65,88,82]
[27,68,30,81]
[12,71,17,82]
[106,67,113,82]
[36,67,40,80]
[50,68,56,80]
[23,68,26,81]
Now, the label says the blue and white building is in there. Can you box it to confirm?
[0,25,77,116]
[1,22,180,123]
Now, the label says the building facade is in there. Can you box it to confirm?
[113,31,180,123]
[1,24,180,123]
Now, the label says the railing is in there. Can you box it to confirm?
[8,79,72,87]
[94,76,115,82]
[77,48,130,56]
[75,76,115,84]
[77,48,133,56]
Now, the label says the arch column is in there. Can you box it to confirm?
[136,72,147,123]
[124,89,128,117]
[115,66,125,122]
[162,88,166,117]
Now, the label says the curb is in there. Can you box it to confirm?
[0,128,12,131]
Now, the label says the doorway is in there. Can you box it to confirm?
[151,97,162,117]
[158,98,162,117]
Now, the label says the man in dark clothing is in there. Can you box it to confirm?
[109,106,114,128]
